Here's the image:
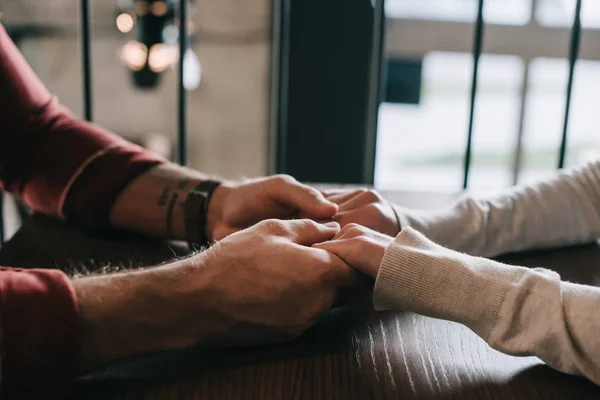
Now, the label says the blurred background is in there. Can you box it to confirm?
[376,0,600,191]
[1,0,599,193]
[0,0,271,179]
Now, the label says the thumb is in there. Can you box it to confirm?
[267,176,338,219]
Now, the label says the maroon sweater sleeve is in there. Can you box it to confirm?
[0,24,166,227]
[0,24,168,397]
[0,268,79,398]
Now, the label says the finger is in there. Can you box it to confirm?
[277,219,341,246]
[334,210,375,230]
[333,223,372,240]
[326,192,364,205]
[314,239,379,278]
[313,239,354,260]
[267,176,338,219]
[321,188,353,197]
[323,189,364,204]
[337,190,381,212]
[329,222,362,240]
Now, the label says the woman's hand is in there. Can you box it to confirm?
[313,223,394,278]
[323,189,401,237]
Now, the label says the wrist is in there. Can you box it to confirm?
[204,182,232,241]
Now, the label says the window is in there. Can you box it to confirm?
[375,0,600,191]
[375,53,522,190]
[385,0,531,25]
[537,0,600,28]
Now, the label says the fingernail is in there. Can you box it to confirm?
[324,222,340,229]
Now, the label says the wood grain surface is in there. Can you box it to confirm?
[1,201,600,399]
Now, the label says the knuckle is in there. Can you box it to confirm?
[300,218,323,234]
[346,222,362,230]
[363,189,382,202]
[365,202,384,217]
[258,219,288,235]
[295,218,318,229]
[349,188,369,198]
[272,174,296,185]
[347,224,366,237]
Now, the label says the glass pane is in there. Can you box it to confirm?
[375,52,471,191]
[469,55,523,189]
[564,60,600,167]
[519,58,568,183]
[385,0,532,25]
[375,52,522,191]
[536,0,600,28]
[519,59,600,182]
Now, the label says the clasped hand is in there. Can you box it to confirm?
[206,179,399,278]
[187,180,399,346]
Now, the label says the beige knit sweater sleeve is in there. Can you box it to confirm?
[374,160,600,384]
[374,228,600,384]
[393,159,600,257]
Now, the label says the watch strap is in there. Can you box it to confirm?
[184,180,222,248]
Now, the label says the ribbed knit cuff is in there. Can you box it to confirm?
[373,227,518,340]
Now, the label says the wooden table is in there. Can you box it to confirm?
[1,191,599,399]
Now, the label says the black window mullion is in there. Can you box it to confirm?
[463,0,485,189]
[177,0,188,166]
[558,0,583,169]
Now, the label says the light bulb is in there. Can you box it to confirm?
[116,13,135,33]
[183,48,201,90]
[148,43,178,73]
[152,1,168,17]
[120,41,148,71]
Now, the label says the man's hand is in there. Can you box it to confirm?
[194,219,357,345]
[74,219,357,371]
[323,188,400,237]
[314,223,393,278]
[206,175,338,241]
[109,164,337,242]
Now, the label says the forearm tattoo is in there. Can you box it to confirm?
[159,178,195,239]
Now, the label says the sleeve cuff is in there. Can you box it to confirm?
[61,143,165,229]
[373,227,515,340]
[0,268,79,397]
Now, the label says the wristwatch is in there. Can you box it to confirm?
[184,180,222,248]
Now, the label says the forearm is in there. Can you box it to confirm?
[395,160,600,257]
[108,163,232,240]
[374,228,600,384]
[73,255,215,372]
